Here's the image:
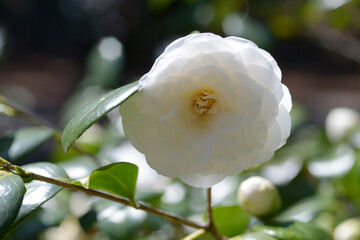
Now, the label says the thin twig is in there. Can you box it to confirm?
[183,229,207,240]
[1,95,99,165]
[0,159,206,230]
[305,26,360,64]
[1,96,59,130]
[206,188,224,240]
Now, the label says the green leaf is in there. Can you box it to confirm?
[82,37,125,89]
[0,103,16,116]
[239,232,278,240]
[88,162,138,204]
[61,81,138,153]
[0,170,25,239]
[9,162,69,232]
[212,206,250,237]
[71,176,89,188]
[93,199,146,239]
[0,127,55,162]
[275,196,337,223]
[307,145,355,178]
[58,156,99,180]
[253,221,332,240]
[183,229,214,240]
[342,153,360,210]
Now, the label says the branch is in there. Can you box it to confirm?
[206,188,225,240]
[0,95,58,130]
[305,26,360,64]
[0,95,99,164]
[0,98,219,233]
[0,158,207,230]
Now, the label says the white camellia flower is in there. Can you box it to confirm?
[120,33,292,188]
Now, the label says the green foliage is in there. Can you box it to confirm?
[82,37,125,90]
[0,127,55,162]
[239,232,278,240]
[88,162,138,204]
[9,162,69,233]
[61,81,138,153]
[92,199,146,239]
[212,206,250,237]
[253,221,333,240]
[0,170,25,239]
[1,1,360,237]
[275,196,337,223]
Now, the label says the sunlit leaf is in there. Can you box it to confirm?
[60,86,105,126]
[253,221,332,240]
[239,232,278,240]
[0,170,25,239]
[88,162,138,203]
[9,162,69,232]
[71,176,89,188]
[275,196,337,223]
[93,199,146,239]
[0,127,55,162]
[58,156,99,180]
[62,81,138,153]
[212,206,250,237]
[307,145,355,178]
[183,229,214,240]
[0,103,16,116]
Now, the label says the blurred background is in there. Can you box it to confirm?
[0,0,359,129]
[1,0,360,240]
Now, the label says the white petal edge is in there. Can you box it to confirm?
[281,84,292,112]
[180,174,226,188]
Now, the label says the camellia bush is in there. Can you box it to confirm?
[1,32,360,240]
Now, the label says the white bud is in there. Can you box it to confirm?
[325,107,360,142]
[333,218,360,240]
[237,176,281,218]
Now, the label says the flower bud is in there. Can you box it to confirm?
[325,107,360,142]
[237,176,281,218]
[333,218,360,240]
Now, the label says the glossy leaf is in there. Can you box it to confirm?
[212,206,250,237]
[275,196,337,223]
[61,81,139,153]
[307,145,355,178]
[0,103,16,116]
[183,229,214,240]
[93,199,146,239]
[0,170,25,239]
[88,163,138,203]
[253,221,332,240]
[71,177,89,188]
[58,156,99,180]
[239,232,278,240]
[9,162,69,232]
[342,154,360,209]
[0,127,55,162]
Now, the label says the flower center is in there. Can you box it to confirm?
[193,89,218,115]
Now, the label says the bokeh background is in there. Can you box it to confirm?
[1,0,360,240]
